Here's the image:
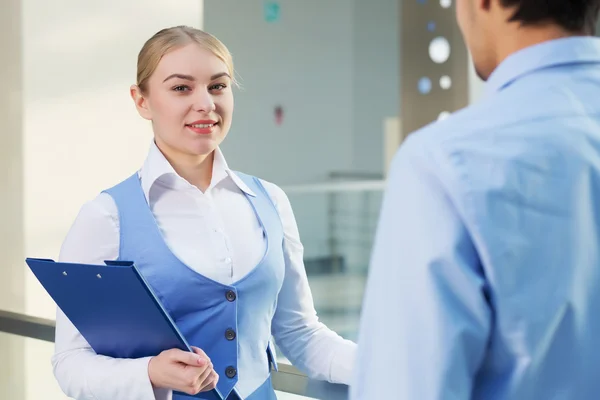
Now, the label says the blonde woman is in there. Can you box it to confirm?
[52,26,356,400]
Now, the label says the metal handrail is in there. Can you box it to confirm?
[0,309,348,399]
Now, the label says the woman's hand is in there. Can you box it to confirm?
[148,346,219,395]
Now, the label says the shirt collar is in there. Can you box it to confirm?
[484,36,600,97]
[213,146,256,197]
[140,141,256,201]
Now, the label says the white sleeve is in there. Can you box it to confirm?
[52,192,172,400]
[260,180,357,385]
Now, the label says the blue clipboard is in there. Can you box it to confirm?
[25,258,225,400]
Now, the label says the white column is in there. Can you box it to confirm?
[0,0,25,397]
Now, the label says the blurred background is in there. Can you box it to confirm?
[4,0,585,399]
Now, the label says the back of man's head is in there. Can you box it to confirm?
[502,0,600,34]
[457,0,600,81]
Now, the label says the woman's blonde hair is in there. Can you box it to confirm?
[136,26,237,94]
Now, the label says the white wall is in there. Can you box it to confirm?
[351,0,399,174]
[203,0,356,185]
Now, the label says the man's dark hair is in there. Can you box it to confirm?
[500,0,600,34]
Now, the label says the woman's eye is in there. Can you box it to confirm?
[173,85,191,92]
[209,83,227,91]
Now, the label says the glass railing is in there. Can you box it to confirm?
[283,177,385,343]
[0,329,65,400]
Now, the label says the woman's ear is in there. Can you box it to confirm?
[130,85,152,121]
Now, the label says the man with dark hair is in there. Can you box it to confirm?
[351,0,600,399]
[500,0,599,34]
[461,0,600,80]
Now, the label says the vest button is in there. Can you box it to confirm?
[225,328,236,341]
[225,366,237,378]
[225,290,236,302]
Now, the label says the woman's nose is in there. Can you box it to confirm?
[193,90,216,113]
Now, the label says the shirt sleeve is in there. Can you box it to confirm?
[52,192,171,400]
[261,180,357,385]
[350,137,492,399]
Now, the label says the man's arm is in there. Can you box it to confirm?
[350,137,491,399]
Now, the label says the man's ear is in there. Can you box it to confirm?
[130,85,152,121]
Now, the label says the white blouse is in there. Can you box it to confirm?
[52,141,356,400]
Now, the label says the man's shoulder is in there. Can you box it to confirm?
[408,94,511,145]
[405,85,562,164]
[394,93,540,193]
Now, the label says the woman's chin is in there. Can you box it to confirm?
[185,140,220,157]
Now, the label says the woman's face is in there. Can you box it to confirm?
[131,43,234,160]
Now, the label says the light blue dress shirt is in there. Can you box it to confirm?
[351,36,600,400]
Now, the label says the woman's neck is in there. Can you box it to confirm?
[157,142,215,192]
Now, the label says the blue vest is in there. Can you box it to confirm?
[104,172,285,400]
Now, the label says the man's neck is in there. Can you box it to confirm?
[494,23,587,69]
